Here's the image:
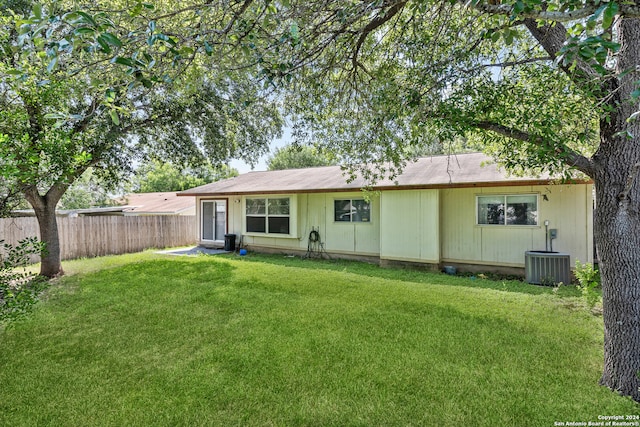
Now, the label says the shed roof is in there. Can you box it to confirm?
[178,153,563,197]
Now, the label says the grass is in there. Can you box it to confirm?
[0,251,636,426]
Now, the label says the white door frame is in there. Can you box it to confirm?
[200,199,227,244]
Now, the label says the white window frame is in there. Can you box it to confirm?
[476,194,538,226]
[243,196,296,237]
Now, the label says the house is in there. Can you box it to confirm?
[178,153,594,274]
[11,206,131,217]
[115,192,196,216]
[12,192,196,217]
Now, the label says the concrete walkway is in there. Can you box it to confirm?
[156,246,230,256]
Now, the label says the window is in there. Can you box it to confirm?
[334,199,370,222]
[246,197,290,234]
[477,194,537,226]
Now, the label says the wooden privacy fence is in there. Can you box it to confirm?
[0,215,197,261]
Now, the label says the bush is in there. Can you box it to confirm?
[0,237,48,325]
[574,260,601,310]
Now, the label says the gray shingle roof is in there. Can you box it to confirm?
[178,153,556,197]
[116,192,195,214]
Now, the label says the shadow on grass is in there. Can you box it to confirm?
[55,257,239,303]
[215,252,581,298]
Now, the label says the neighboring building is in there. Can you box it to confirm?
[116,192,196,216]
[12,192,196,217]
[178,153,594,274]
[11,206,132,217]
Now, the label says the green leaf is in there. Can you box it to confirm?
[32,4,43,20]
[43,113,66,120]
[62,11,79,22]
[96,34,112,53]
[46,56,57,73]
[112,56,135,67]
[110,110,120,125]
[105,88,116,102]
[204,40,213,56]
[504,30,514,46]
[512,1,524,16]
[591,3,608,21]
[99,32,122,47]
[75,11,98,28]
[179,46,194,56]
[74,27,95,35]
[18,23,31,35]
[290,22,299,43]
[602,2,618,30]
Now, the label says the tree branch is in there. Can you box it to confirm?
[458,2,614,95]
[473,120,594,175]
[463,1,640,21]
[72,97,100,134]
[463,56,552,74]
[23,98,43,143]
[521,18,604,90]
[352,1,407,71]
[218,0,254,36]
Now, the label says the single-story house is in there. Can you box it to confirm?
[11,206,133,217]
[12,192,196,217]
[178,153,594,274]
[115,192,196,216]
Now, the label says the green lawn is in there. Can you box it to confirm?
[0,252,637,426]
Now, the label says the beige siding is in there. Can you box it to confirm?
[379,190,440,263]
[324,193,379,255]
[195,183,593,268]
[441,184,593,267]
[231,198,243,238]
[439,188,481,262]
[229,192,380,256]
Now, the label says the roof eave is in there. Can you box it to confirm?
[176,178,592,197]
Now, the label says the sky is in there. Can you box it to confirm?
[228,127,292,173]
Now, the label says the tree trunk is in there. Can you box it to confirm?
[23,187,64,278]
[33,202,64,278]
[587,16,640,403]
[594,172,640,402]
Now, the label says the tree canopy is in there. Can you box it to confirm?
[57,167,114,210]
[0,1,282,276]
[4,0,640,402]
[267,144,336,170]
[261,0,640,401]
[131,160,238,193]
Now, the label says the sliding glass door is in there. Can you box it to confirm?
[201,200,227,243]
